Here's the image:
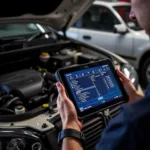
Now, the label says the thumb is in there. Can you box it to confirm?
[56,82,67,99]
[116,69,130,82]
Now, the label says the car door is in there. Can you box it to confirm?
[112,6,133,58]
[67,5,133,57]
[66,22,81,39]
[70,5,121,53]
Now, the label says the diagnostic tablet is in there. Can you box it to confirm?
[55,59,129,119]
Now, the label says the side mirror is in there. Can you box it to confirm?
[114,24,128,34]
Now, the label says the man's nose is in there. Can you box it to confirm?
[129,9,137,21]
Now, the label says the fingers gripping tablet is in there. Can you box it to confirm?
[55,59,129,119]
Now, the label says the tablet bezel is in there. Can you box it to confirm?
[55,59,129,119]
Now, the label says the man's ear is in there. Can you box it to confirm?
[129,8,137,21]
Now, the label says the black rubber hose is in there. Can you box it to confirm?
[44,72,56,81]
[0,108,15,115]
[49,93,55,105]
[1,97,20,108]
[49,93,56,113]
[0,94,13,103]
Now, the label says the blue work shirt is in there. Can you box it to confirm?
[96,85,150,150]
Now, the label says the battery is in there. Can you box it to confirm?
[49,55,74,72]
[78,54,99,64]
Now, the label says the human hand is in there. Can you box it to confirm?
[56,82,82,131]
[116,69,144,103]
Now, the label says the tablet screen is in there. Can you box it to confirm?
[65,64,123,112]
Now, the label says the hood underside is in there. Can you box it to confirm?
[0,0,94,30]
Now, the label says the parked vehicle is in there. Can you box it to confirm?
[0,0,138,149]
[67,1,150,88]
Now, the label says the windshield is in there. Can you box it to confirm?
[0,23,50,38]
[0,23,58,52]
[113,5,142,31]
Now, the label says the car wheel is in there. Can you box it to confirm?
[140,57,150,89]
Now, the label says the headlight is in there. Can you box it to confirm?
[0,129,43,150]
[120,64,139,89]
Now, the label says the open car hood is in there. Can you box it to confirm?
[0,0,94,31]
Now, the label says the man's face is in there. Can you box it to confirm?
[130,0,150,35]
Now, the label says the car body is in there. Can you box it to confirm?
[0,0,138,150]
[67,1,150,88]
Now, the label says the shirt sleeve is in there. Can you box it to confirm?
[95,106,138,150]
[145,84,150,96]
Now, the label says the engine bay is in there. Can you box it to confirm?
[0,41,122,150]
[0,41,113,115]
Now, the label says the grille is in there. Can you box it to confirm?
[52,104,122,150]
[109,104,121,118]
[82,104,122,150]
[82,114,106,150]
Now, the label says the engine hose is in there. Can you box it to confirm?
[49,93,56,113]
[0,108,15,115]
[0,94,13,103]
[48,83,55,93]
[44,72,56,81]
[49,93,55,107]
[1,97,20,109]
[41,94,49,99]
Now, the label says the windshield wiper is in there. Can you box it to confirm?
[0,31,57,50]
[0,37,25,45]
[0,38,26,50]
[27,31,54,42]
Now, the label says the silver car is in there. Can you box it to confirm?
[67,1,150,88]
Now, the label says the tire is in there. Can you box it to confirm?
[140,57,150,89]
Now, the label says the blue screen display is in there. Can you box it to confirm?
[65,65,123,112]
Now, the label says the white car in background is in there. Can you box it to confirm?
[67,1,150,88]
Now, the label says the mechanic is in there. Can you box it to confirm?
[56,0,150,149]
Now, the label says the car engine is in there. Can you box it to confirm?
[0,45,124,150]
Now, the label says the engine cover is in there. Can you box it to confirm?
[0,69,43,99]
